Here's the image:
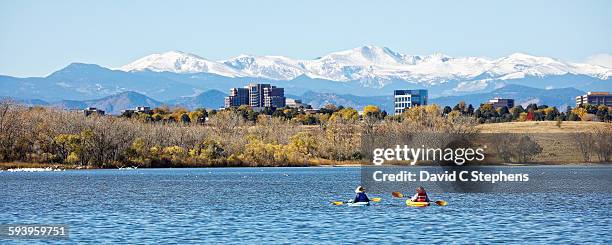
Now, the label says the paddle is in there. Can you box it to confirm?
[393,192,447,206]
[434,200,448,206]
[331,197,381,205]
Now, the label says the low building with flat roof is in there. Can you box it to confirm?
[304,109,319,114]
[487,98,514,109]
[136,106,151,113]
[286,98,307,108]
[576,92,612,107]
[83,107,105,116]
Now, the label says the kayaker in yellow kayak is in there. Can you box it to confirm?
[353,186,370,203]
[410,186,430,203]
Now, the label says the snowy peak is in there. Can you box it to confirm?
[222,54,304,80]
[119,51,242,77]
[317,45,409,66]
[497,52,562,67]
[506,52,543,60]
[489,52,610,79]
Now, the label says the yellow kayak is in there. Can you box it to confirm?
[406,200,430,207]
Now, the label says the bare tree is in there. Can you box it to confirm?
[573,132,595,162]
[593,126,612,162]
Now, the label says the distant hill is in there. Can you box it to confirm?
[82,91,163,114]
[0,97,49,106]
[6,90,223,114]
[49,100,88,110]
[167,89,227,110]
[0,63,201,101]
[430,84,584,108]
[41,91,162,114]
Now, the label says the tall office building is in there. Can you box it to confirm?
[225,83,286,108]
[394,89,428,115]
[224,87,249,108]
[247,83,266,107]
[263,86,286,108]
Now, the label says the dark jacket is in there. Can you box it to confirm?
[354,192,370,203]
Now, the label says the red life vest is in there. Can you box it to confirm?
[416,193,428,202]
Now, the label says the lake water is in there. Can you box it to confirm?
[0,166,610,244]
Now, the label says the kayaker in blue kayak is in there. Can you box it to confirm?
[354,186,370,203]
[410,186,430,202]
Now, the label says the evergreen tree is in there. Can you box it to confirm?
[466,104,474,115]
[443,106,452,115]
[526,103,538,111]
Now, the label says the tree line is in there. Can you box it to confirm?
[0,100,610,168]
[442,101,612,123]
[120,101,612,126]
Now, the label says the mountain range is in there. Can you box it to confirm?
[117,46,611,95]
[120,47,610,87]
[1,46,611,100]
[0,45,609,113]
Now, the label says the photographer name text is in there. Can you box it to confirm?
[372,170,529,183]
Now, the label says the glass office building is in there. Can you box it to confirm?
[394,89,428,115]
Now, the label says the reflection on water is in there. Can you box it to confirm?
[0,166,610,243]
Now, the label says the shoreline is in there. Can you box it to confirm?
[2,161,610,171]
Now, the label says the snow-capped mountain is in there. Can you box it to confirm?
[3,45,609,103]
[119,46,611,91]
[222,54,304,80]
[120,51,243,77]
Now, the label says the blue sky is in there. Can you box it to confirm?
[1,0,610,77]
